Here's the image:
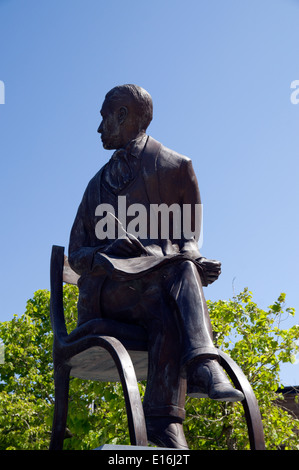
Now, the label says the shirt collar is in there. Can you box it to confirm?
[125,133,148,158]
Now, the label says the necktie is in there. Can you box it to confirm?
[105,148,133,194]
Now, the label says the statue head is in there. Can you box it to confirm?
[97,84,153,150]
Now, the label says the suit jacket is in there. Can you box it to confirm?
[68,136,203,280]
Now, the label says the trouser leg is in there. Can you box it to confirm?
[98,273,187,420]
[76,273,104,326]
[139,282,187,420]
[140,260,219,419]
[97,260,217,420]
[168,260,218,366]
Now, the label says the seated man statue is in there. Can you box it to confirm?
[68,84,244,449]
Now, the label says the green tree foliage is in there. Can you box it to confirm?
[0,286,298,450]
[185,289,299,449]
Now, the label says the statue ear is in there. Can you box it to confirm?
[118,106,128,124]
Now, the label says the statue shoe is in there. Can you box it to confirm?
[146,417,189,449]
[187,358,244,402]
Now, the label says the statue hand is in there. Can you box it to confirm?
[103,235,148,257]
[197,257,221,285]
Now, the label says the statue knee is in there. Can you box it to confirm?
[179,260,200,279]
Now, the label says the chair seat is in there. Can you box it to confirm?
[55,318,149,382]
[67,346,148,381]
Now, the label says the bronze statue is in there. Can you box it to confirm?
[68,84,244,449]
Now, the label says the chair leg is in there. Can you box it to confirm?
[218,349,265,450]
[97,336,148,446]
[49,365,70,450]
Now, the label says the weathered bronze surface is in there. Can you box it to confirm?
[50,85,265,450]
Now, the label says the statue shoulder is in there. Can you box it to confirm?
[146,136,191,171]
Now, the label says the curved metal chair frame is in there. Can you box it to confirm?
[49,245,265,450]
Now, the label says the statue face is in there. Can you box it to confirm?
[98,99,125,150]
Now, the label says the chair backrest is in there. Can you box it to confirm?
[49,245,79,339]
[50,245,149,381]
[50,245,68,340]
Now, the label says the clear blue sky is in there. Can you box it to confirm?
[0,0,298,385]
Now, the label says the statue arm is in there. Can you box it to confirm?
[68,188,103,275]
[68,188,146,275]
[179,158,202,257]
[179,158,221,285]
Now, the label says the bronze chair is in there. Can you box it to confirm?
[49,245,265,450]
